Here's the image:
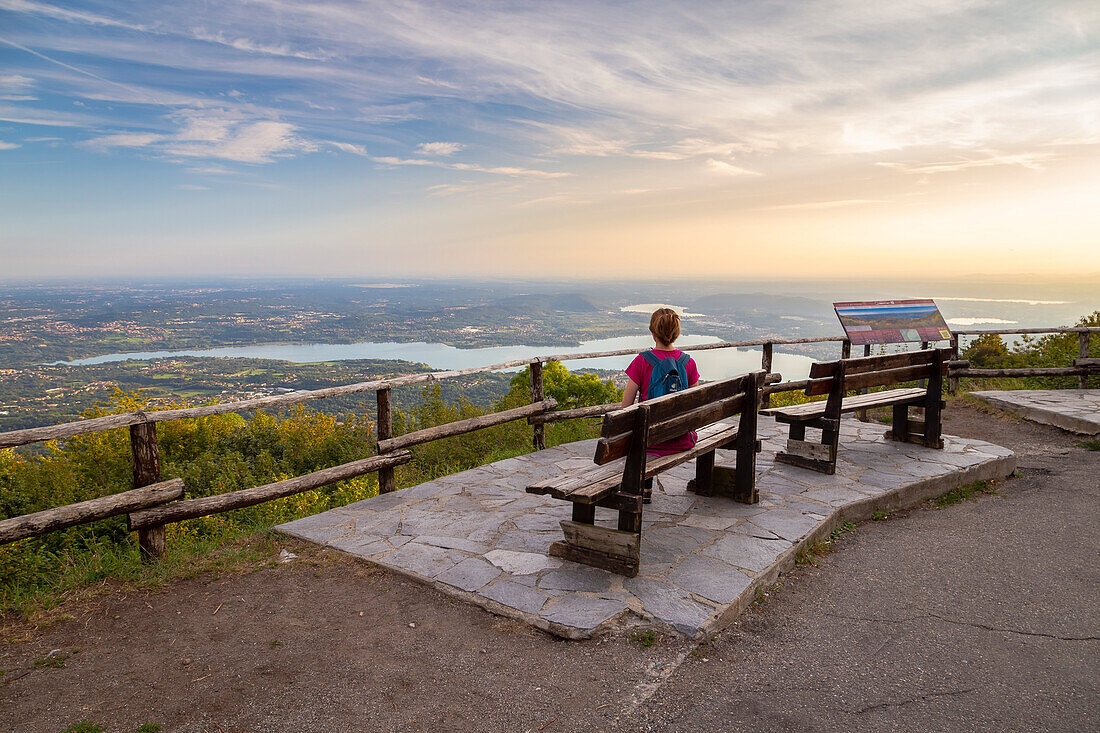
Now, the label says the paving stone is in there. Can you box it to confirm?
[624,578,714,636]
[495,530,558,554]
[747,509,821,542]
[668,555,752,604]
[647,494,696,515]
[479,579,551,614]
[329,534,390,558]
[416,535,488,553]
[398,482,449,499]
[703,534,791,573]
[690,496,766,517]
[540,595,627,630]
[680,514,739,531]
[894,460,951,478]
[782,496,832,514]
[384,543,464,579]
[756,474,809,496]
[802,485,876,506]
[484,549,562,575]
[539,565,615,593]
[435,557,501,592]
[726,522,779,540]
[356,491,416,511]
[644,525,718,555]
[858,470,913,490]
[436,494,484,513]
[512,513,567,532]
[353,514,401,537]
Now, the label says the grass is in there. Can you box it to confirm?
[795,521,856,568]
[34,651,69,669]
[1079,438,1100,451]
[931,480,998,508]
[629,628,656,647]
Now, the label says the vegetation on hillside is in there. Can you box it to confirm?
[0,366,620,617]
[960,311,1099,390]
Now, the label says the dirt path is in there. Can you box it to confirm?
[3,401,1097,732]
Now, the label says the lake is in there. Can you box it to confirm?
[56,333,819,380]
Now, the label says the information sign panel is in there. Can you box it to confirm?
[834,299,951,346]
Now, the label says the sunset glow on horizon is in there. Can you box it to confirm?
[1,1,1098,280]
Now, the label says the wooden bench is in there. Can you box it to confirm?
[761,348,951,475]
[526,370,765,577]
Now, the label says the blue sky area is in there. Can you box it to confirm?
[1,1,1098,280]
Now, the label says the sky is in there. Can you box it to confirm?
[1,0,1098,281]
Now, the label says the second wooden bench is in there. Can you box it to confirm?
[761,348,951,475]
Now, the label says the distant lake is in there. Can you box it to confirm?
[55,334,818,380]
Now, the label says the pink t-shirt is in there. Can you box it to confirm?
[625,349,701,455]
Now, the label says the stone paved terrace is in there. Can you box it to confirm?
[277,416,1015,640]
[972,389,1100,435]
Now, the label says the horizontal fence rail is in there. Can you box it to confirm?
[949,326,1097,393]
[128,453,412,531]
[0,479,184,546]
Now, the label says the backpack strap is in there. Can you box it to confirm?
[676,353,689,367]
[641,350,661,367]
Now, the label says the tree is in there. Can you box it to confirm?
[507,362,621,410]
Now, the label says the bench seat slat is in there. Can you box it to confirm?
[761,387,926,420]
[527,421,739,503]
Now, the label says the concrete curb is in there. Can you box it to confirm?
[972,391,1100,436]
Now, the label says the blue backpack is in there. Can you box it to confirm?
[641,350,690,400]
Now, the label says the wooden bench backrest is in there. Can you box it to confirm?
[805,348,950,397]
[594,370,764,465]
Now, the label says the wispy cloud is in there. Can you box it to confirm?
[373,155,570,179]
[877,151,1055,175]
[80,108,313,163]
[705,159,760,177]
[416,141,462,156]
[0,140,20,149]
[328,141,368,156]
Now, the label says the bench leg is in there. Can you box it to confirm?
[617,507,642,534]
[689,450,716,495]
[774,421,836,475]
[549,521,640,577]
[889,404,910,442]
[572,503,595,524]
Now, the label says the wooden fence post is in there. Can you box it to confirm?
[949,334,960,395]
[841,340,851,359]
[531,361,546,450]
[129,419,164,560]
[760,342,773,408]
[857,343,871,422]
[1080,332,1090,390]
[376,388,396,494]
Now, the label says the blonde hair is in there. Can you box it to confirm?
[649,308,681,346]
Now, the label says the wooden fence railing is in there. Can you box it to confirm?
[4,326,1090,559]
[947,327,1099,394]
[0,335,848,558]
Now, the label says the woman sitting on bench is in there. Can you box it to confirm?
[620,308,701,503]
